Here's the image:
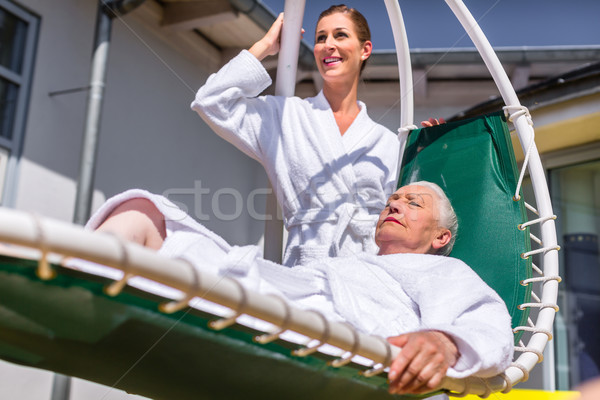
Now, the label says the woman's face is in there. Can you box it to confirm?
[375,185,450,255]
[313,12,372,84]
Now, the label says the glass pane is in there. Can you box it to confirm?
[0,6,27,74]
[0,76,17,140]
[550,160,600,389]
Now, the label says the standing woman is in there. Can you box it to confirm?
[191,5,400,266]
[89,5,400,266]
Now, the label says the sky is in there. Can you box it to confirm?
[259,0,600,51]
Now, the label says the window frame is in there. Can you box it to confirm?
[0,0,39,206]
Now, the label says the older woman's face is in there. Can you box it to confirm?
[313,12,371,84]
[375,185,449,255]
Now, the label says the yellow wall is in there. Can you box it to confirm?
[512,97,600,162]
[454,388,579,400]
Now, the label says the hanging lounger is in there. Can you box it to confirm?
[0,109,555,399]
[0,0,560,398]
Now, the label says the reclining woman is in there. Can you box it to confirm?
[83,181,514,396]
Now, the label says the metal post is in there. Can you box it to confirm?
[263,0,305,263]
[383,0,414,179]
[50,374,71,400]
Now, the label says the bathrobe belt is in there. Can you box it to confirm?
[285,204,377,258]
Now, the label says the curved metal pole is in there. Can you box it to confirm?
[383,0,414,179]
[263,0,305,263]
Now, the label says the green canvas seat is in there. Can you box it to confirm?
[398,111,532,333]
[0,256,420,400]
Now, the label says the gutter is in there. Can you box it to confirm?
[370,45,600,67]
[72,0,147,226]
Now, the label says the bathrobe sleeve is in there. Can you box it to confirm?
[405,256,515,379]
[311,253,513,379]
[190,50,279,162]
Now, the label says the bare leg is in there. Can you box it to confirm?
[96,198,166,250]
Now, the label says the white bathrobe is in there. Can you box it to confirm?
[85,190,514,382]
[191,50,401,267]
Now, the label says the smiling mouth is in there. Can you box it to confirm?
[323,57,342,65]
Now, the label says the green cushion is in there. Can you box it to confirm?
[398,111,531,336]
[0,255,431,400]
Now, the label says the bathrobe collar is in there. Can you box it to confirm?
[312,90,371,153]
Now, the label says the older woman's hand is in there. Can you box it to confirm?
[421,118,446,128]
[387,330,459,395]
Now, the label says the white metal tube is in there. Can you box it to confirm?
[275,0,305,97]
[384,0,414,171]
[263,0,306,263]
[384,0,414,131]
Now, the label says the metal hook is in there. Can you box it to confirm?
[254,294,292,344]
[209,278,247,331]
[292,310,330,357]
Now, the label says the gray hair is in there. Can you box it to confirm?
[409,181,458,256]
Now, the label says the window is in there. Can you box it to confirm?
[550,158,600,389]
[0,0,38,204]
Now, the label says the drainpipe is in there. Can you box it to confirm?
[60,2,146,399]
[72,0,146,226]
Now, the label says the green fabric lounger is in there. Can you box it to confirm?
[0,255,421,400]
[398,111,531,334]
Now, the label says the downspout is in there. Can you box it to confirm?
[58,3,146,400]
[72,0,146,226]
